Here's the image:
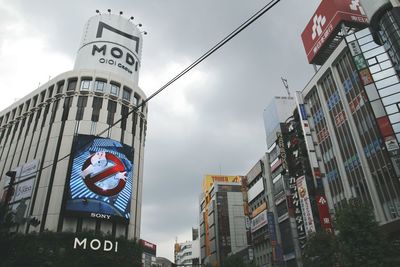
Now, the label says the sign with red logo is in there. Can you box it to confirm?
[316,195,333,232]
[301,0,368,64]
[140,239,157,254]
[82,152,127,196]
[65,135,133,223]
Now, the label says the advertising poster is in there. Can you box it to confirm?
[251,210,268,233]
[65,135,133,223]
[296,176,316,235]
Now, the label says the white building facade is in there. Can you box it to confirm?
[0,13,147,239]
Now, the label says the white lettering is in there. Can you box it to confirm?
[90,213,111,220]
[73,238,87,249]
[73,237,118,252]
[90,239,101,250]
[104,240,113,251]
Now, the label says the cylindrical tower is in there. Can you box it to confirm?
[0,13,147,240]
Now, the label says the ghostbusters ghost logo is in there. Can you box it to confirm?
[81,152,127,196]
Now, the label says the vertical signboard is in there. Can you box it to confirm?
[289,177,307,247]
[316,195,333,232]
[296,176,316,235]
[65,135,133,223]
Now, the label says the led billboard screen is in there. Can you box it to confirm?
[65,135,133,223]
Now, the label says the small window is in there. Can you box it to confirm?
[122,87,132,101]
[67,79,77,91]
[18,104,23,116]
[57,81,65,94]
[94,79,107,92]
[32,96,38,107]
[134,94,140,106]
[11,109,16,120]
[110,83,120,96]
[48,85,54,98]
[25,100,30,112]
[40,90,46,102]
[80,79,92,91]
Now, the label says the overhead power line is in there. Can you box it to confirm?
[22,0,282,174]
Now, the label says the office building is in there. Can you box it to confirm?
[299,0,400,236]
[361,0,400,70]
[199,175,249,267]
[0,13,148,239]
[263,97,302,267]
[140,239,157,267]
[174,230,200,267]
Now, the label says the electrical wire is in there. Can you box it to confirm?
[6,0,281,176]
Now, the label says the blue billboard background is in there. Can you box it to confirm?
[65,135,133,223]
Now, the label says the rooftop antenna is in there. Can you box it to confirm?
[281,77,290,98]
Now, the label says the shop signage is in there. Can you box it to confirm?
[73,237,118,252]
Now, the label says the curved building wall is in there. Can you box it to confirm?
[0,68,147,239]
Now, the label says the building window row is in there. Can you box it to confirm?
[0,75,145,127]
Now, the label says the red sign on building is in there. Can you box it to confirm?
[316,195,333,233]
[301,0,368,64]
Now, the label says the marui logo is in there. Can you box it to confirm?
[318,196,327,205]
[81,152,127,196]
[349,0,365,15]
[311,14,326,40]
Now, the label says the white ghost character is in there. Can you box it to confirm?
[82,151,107,178]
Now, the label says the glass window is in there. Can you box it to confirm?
[110,83,120,96]
[358,34,374,45]
[392,122,400,133]
[67,79,77,91]
[380,60,393,70]
[80,79,92,91]
[386,104,399,115]
[372,68,396,82]
[376,75,399,89]
[370,100,387,118]
[361,41,379,52]
[123,87,132,101]
[40,90,46,102]
[91,97,103,122]
[94,80,106,92]
[364,83,379,101]
[121,105,129,130]
[377,53,390,62]
[379,83,400,98]
[76,96,88,121]
[32,96,38,107]
[57,81,64,94]
[389,113,400,124]
[107,100,117,125]
[382,92,400,106]
[368,57,377,66]
[48,86,54,98]
[363,46,385,59]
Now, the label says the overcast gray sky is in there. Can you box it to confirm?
[0,0,321,261]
